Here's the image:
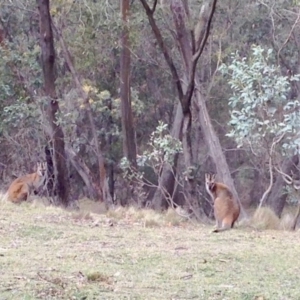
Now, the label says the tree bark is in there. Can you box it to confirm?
[44,145,55,196]
[194,84,243,211]
[37,0,69,206]
[169,1,204,219]
[140,0,219,218]
[249,169,265,207]
[120,0,137,167]
[65,147,100,201]
[266,155,299,217]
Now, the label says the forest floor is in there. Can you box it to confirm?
[0,196,300,300]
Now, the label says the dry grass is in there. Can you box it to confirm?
[250,207,297,231]
[251,207,280,230]
[1,196,300,299]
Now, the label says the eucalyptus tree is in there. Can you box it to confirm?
[138,0,245,218]
[37,0,70,205]
[221,45,300,216]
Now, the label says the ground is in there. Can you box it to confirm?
[0,198,300,300]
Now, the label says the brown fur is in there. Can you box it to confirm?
[205,173,240,232]
[7,162,47,203]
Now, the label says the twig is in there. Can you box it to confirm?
[277,8,300,65]
[258,133,285,208]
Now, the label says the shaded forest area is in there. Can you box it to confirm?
[1,0,300,222]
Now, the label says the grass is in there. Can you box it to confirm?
[0,198,300,299]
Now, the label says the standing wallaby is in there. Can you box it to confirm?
[205,173,240,232]
[6,162,47,203]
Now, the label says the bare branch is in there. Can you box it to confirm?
[169,0,217,114]
[277,7,300,65]
[152,0,158,13]
[275,166,300,190]
[184,0,218,113]
[193,0,218,60]
[139,0,184,102]
[274,165,293,185]
[258,133,285,208]
[194,3,209,52]
[52,23,112,204]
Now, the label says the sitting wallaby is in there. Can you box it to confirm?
[6,162,47,203]
[205,173,240,232]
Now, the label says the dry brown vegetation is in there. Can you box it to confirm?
[1,195,300,299]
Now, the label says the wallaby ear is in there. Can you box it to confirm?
[205,173,213,181]
[211,174,216,181]
[36,162,46,173]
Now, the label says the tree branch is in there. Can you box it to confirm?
[139,0,184,102]
[184,0,218,113]
[171,0,217,114]
[52,23,112,204]
[258,133,285,208]
[277,7,300,65]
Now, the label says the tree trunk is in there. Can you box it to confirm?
[44,145,55,196]
[37,0,69,206]
[65,146,101,201]
[53,22,113,206]
[249,169,265,207]
[120,0,137,167]
[169,0,221,219]
[194,84,243,213]
[140,0,218,218]
[107,97,115,202]
[266,155,299,217]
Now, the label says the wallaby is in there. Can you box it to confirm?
[205,173,240,232]
[6,162,47,203]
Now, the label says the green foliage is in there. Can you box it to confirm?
[0,45,41,136]
[141,121,183,167]
[220,45,300,154]
[120,121,182,181]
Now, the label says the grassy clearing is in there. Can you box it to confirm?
[1,197,300,300]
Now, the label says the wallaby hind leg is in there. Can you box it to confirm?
[292,205,300,230]
[213,225,231,233]
[212,220,223,233]
[212,225,231,233]
[212,218,232,233]
[14,184,29,203]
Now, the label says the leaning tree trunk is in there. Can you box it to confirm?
[37,0,69,206]
[65,147,101,200]
[194,84,243,212]
[171,0,242,211]
[266,154,299,217]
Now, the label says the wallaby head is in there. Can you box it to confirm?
[36,162,47,178]
[205,173,216,192]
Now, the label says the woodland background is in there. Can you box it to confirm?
[1,0,300,221]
